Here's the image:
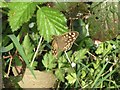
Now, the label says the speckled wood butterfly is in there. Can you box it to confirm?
[52,31,79,57]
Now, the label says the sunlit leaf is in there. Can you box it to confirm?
[37,7,68,42]
[55,69,65,82]
[65,73,77,84]
[8,2,37,31]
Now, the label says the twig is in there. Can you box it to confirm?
[64,51,72,64]
[87,51,97,60]
[30,36,42,67]
[6,52,13,77]
[3,55,10,59]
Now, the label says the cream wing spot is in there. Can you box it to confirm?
[68,32,72,35]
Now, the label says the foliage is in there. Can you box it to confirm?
[1,2,120,89]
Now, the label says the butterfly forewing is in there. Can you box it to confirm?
[52,31,79,57]
[62,31,79,51]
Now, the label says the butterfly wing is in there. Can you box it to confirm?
[52,31,79,57]
[62,31,79,51]
[52,36,59,57]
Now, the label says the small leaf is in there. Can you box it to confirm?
[81,80,86,86]
[55,69,65,82]
[58,56,68,69]
[13,56,22,66]
[103,42,112,56]
[75,49,88,61]
[8,2,37,31]
[42,52,57,70]
[37,7,68,42]
[65,73,77,84]
[22,34,34,61]
[81,70,86,78]
[95,43,104,55]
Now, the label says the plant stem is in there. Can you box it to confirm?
[30,36,42,67]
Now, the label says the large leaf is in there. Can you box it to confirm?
[37,7,68,42]
[8,34,36,78]
[8,2,37,32]
[88,2,119,41]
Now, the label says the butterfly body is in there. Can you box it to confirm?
[52,31,79,57]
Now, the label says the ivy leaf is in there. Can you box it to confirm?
[37,7,68,42]
[8,2,37,31]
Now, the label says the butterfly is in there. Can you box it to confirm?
[52,31,79,57]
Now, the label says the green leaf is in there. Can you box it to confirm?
[0,2,8,8]
[37,7,68,42]
[8,34,36,78]
[32,61,38,70]
[92,60,100,69]
[0,43,13,52]
[22,33,34,61]
[8,2,37,31]
[95,43,104,55]
[81,70,86,78]
[95,69,116,88]
[65,73,77,84]
[95,42,112,56]
[103,42,112,56]
[13,56,22,66]
[58,56,68,69]
[42,52,57,70]
[55,69,65,82]
[75,49,88,61]
[91,62,108,88]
